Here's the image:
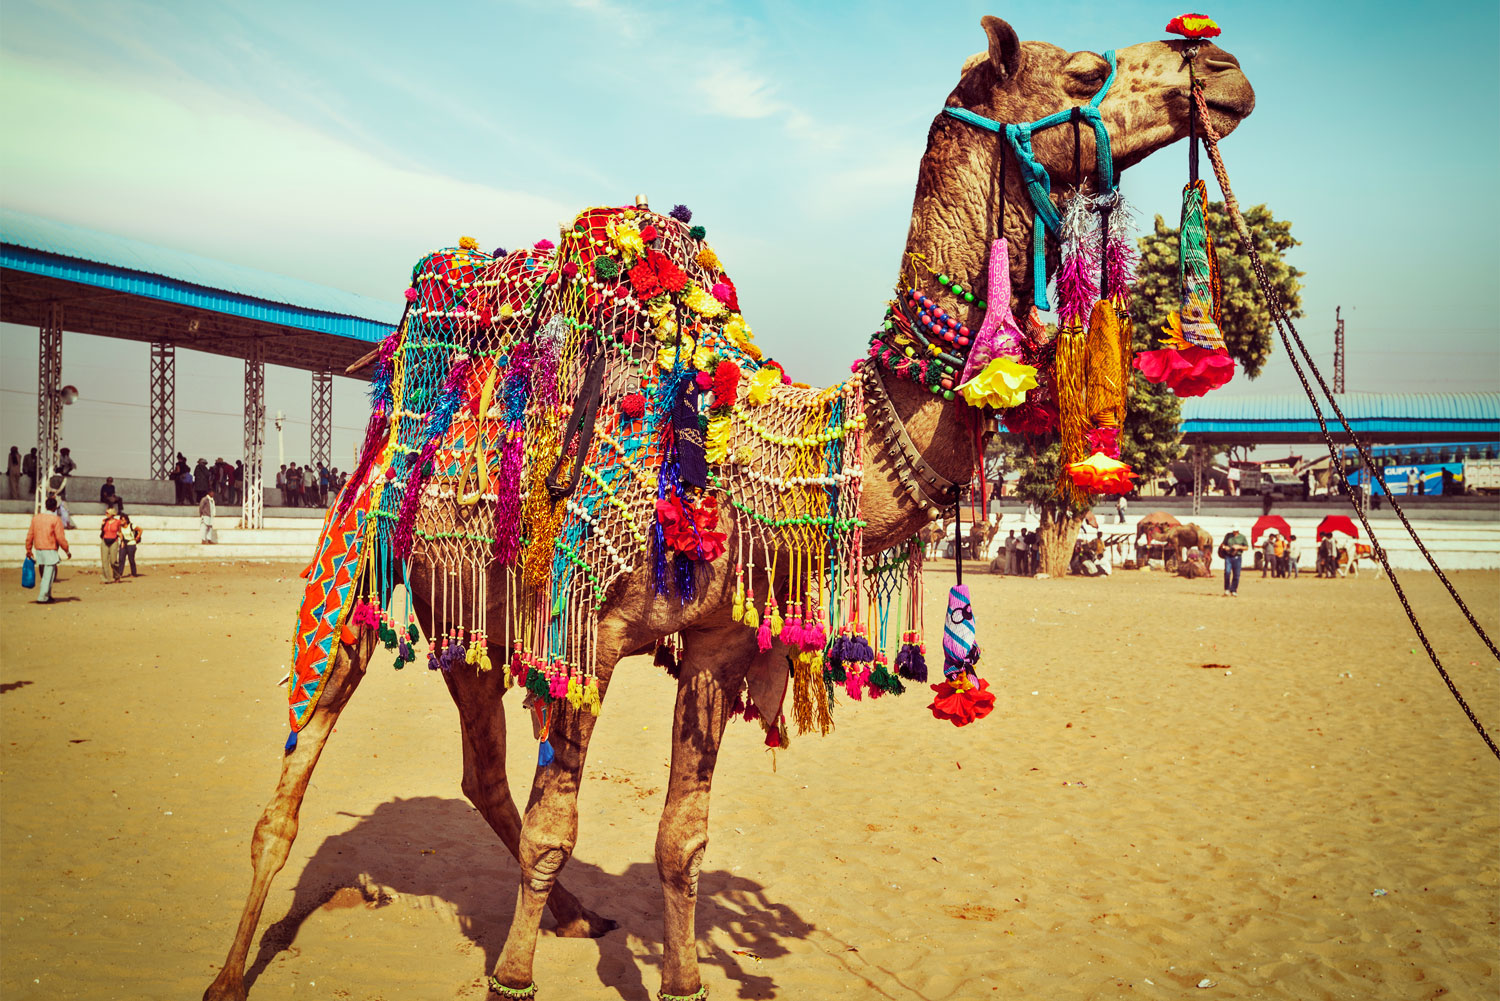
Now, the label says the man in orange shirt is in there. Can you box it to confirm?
[24,496,71,603]
[100,505,124,583]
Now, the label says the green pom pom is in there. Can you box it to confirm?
[595,258,618,279]
[407,623,419,641]
[688,225,706,240]
[827,658,847,683]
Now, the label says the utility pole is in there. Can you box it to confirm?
[1333,306,1345,394]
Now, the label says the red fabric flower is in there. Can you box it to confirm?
[1003,398,1058,435]
[712,276,740,312]
[649,250,688,294]
[927,677,996,727]
[629,259,662,299]
[712,360,740,406]
[1133,347,1234,397]
[656,495,727,563]
[620,393,646,419]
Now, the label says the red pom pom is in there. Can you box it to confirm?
[620,393,646,419]
[561,261,578,278]
[533,238,555,251]
[695,371,713,389]
[640,225,658,242]
[713,275,740,312]
[712,360,740,405]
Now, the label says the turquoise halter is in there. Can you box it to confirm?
[943,50,1118,308]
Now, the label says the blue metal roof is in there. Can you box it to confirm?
[1181,392,1500,437]
[0,209,402,343]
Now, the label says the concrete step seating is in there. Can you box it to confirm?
[0,511,322,567]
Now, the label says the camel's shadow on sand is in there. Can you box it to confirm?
[246,795,809,999]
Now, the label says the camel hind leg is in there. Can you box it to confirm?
[203,631,374,1001]
[443,647,617,939]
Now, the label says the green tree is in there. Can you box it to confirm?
[996,202,1303,575]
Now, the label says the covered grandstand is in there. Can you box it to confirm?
[0,209,401,526]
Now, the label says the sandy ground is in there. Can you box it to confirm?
[1,558,1497,1001]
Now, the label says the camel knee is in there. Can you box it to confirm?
[656,837,706,899]
[248,809,297,871]
[520,842,572,894]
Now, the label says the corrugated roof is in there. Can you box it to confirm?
[0,209,401,342]
[1182,392,1500,424]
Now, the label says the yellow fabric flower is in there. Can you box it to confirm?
[747,366,780,406]
[696,246,721,271]
[646,299,673,323]
[692,345,717,371]
[656,333,697,371]
[957,356,1039,410]
[725,314,753,344]
[682,283,725,317]
[705,414,733,464]
[653,317,678,342]
[607,218,644,262]
[458,236,479,251]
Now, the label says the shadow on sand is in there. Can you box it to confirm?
[245,795,810,999]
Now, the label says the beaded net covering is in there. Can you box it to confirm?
[288,204,925,741]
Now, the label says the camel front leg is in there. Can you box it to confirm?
[489,624,628,994]
[657,625,758,999]
[443,647,617,940]
[204,631,374,1001]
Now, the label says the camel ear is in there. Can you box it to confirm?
[981,15,1024,81]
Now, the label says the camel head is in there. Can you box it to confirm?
[947,15,1255,187]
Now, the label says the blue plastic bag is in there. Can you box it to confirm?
[21,556,36,589]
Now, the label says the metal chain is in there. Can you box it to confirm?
[1194,86,1499,761]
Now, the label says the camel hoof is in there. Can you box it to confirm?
[203,972,248,1001]
[552,909,618,939]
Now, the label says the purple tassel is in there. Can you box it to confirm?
[845,634,874,663]
[394,358,471,560]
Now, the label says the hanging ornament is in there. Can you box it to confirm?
[927,584,995,727]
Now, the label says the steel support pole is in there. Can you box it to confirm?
[241,343,266,529]
[148,341,176,480]
[1192,446,1204,517]
[35,304,63,512]
[310,368,333,470]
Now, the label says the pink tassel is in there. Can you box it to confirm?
[756,620,772,652]
[843,666,864,701]
[960,238,1027,384]
[1055,249,1099,329]
[549,671,567,699]
[802,615,826,652]
[780,615,803,649]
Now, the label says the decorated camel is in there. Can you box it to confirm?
[205,14,1253,1001]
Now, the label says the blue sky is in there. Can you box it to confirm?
[2,0,1497,479]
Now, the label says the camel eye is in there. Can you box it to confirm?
[1063,53,1109,92]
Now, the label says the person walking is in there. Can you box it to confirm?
[1115,494,1127,524]
[118,514,142,576]
[199,491,216,544]
[1273,532,1288,578]
[1287,534,1302,578]
[276,464,288,507]
[22,447,37,497]
[99,505,124,584]
[24,496,71,603]
[318,463,330,507]
[1219,525,1248,596]
[6,446,21,499]
[1261,531,1276,578]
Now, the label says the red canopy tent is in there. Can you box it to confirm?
[1317,515,1359,540]
[1252,515,1292,544]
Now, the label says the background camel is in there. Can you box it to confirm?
[206,15,1252,1001]
[1163,522,1215,571]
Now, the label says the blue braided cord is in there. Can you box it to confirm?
[942,50,1117,307]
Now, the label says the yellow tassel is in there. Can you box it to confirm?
[811,652,834,736]
[769,604,784,637]
[566,675,583,709]
[1085,300,1127,430]
[479,652,493,672]
[585,678,601,716]
[466,643,480,665]
[1055,319,1090,507]
[706,413,733,464]
[731,582,745,623]
[791,653,814,736]
[742,602,760,629]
